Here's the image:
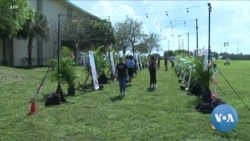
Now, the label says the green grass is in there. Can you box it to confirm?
[1,60,250,141]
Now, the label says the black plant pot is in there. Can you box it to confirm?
[68,87,75,96]
[201,87,211,103]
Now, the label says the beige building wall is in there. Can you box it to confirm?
[12,0,99,67]
[13,38,38,66]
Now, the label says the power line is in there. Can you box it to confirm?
[107,4,204,23]
[160,19,196,29]
[145,5,202,18]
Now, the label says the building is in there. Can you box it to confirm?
[0,0,99,67]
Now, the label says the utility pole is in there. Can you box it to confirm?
[196,19,199,56]
[221,43,222,53]
[187,33,189,55]
[178,35,181,50]
[237,41,239,54]
[168,40,170,51]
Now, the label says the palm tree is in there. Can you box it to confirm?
[17,9,50,67]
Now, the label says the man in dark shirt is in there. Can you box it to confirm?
[115,57,128,96]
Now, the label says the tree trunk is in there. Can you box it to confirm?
[74,41,78,66]
[122,45,127,55]
[28,34,34,67]
[132,45,135,57]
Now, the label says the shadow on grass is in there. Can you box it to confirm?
[126,84,132,88]
[187,96,201,108]
[110,95,124,102]
[77,84,104,95]
[147,87,156,92]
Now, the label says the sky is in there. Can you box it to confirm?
[69,0,250,55]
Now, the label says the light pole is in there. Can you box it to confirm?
[224,42,229,53]
[207,3,212,88]
[56,13,67,102]
[223,42,229,60]
[178,33,189,56]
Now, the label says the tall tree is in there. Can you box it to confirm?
[17,10,50,67]
[0,0,30,38]
[142,33,161,55]
[115,22,130,55]
[61,16,84,65]
[87,19,115,52]
[115,18,143,56]
[0,0,30,66]
[61,17,115,64]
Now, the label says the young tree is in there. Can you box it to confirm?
[17,10,50,67]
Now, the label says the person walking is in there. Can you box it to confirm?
[126,55,135,85]
[133,57,138,77]
[115,57,128,96]
[164,56,168,71]
[157,57,160,69]
[170,58,175,68]
[148,56,157,88]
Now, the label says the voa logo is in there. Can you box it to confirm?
[214,113,234,122]
[211,104,238,132]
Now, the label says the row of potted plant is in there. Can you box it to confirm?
[174,54,213,100]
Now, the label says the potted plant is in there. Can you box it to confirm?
[60,57,77,95]
[191,56,212,101]
[52,47,78,95]
[84,46,109,85]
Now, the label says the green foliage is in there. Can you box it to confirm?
[143,33,161,55]
[45,58,57,68]
[17,10,50,39]
[61,16,114,52]
[175,54,213,89]
[52,47,77,88]
[115,18,144,55]
[174,50,186,56]
[174,55,193,78]
[192,56,212,89]
[0,0,30,38]
[57,57,77,88]
[15,9,50,67]
[85,46,109,76]
[61,46,72,58]
[164,50,174,57]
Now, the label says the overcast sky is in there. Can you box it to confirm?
[69,0,250,55]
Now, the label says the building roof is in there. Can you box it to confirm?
[63,0,100,20]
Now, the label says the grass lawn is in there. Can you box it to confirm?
[0,60,250,141]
